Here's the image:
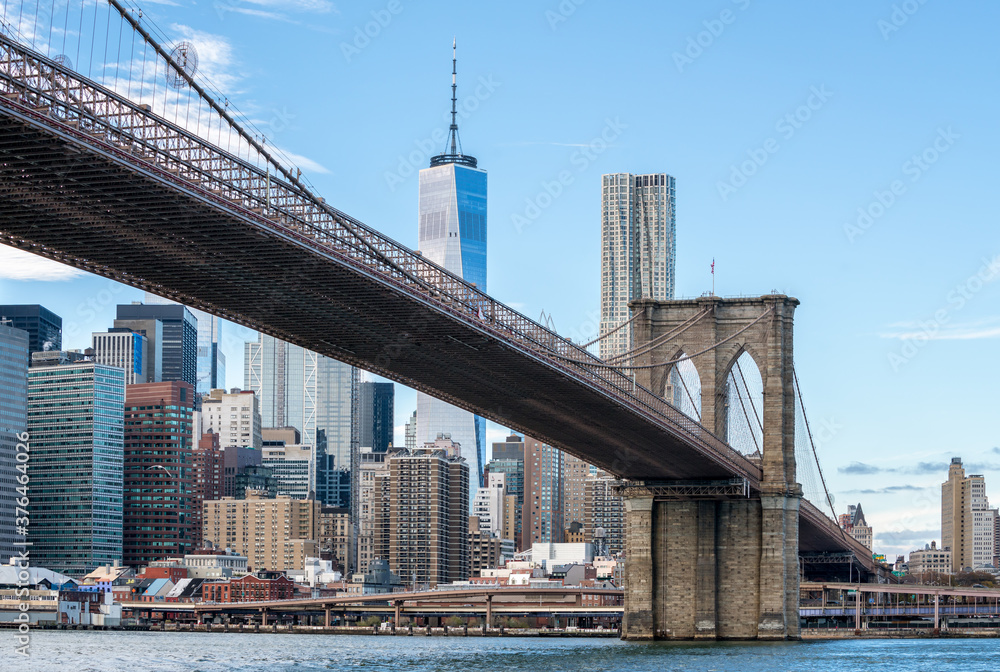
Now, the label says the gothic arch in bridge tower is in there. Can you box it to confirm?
[620,294,803,642]
[718,348,765,455]
[656,348,702,421]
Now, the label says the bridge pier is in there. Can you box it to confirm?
[624,493,799,640]
[623,496,654,640]
[758,490,801,639]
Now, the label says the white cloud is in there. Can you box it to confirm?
[880,317,1000,341]
[241,0,338,13]
[500,141,622,148]
[221,7,296,23]
[168,24,241,92]
[104,24,332,181]
[215,0,339,23]
[276,148,332,175]
[0,246,85,281]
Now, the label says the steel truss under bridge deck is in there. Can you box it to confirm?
[613,478,752,500]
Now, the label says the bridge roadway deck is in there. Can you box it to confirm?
[0,36,858,558]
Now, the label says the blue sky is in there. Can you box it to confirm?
[1,0,998,558]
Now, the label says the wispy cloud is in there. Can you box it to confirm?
[843,484,926,495]
[154,24,329,178]
[840,461,883,475]
[222,7,298,23]
[215,0,339,24]
[839,459,1000,476]
[277,149,331,175]
[0,246,86,281]
[501,141,621,148]
[877,528,939,546]
[169,24,242,92]
[881,316,1000,341]
[242,0,338,12]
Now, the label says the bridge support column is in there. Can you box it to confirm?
[854,588,861,632]
[757,491,801,639]
[933,594,939,634]
[325,607,331,628]
[622,495,654,640]
[623,492,779,640]
[693,501,717,638]
[486,595,493,629]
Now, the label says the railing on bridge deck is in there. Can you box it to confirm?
[0,29,759,483]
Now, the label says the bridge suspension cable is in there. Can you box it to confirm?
[605,308,711,364]
[580,310,641,348]
[111,0,457,303]
[556,306,775,371]
[792,364,843,534]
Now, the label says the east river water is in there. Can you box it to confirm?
[3,631,999,671]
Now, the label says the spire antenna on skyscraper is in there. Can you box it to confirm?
[431,39,477,168]
[450,38,459,156]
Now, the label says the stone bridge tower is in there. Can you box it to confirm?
[620,294,801,640]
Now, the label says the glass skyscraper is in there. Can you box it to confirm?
[245,333,358,508]
[0,304,61,365]
[116,303,198,388]
[144,293,226,394]
[599,173,676,359]
[416,42,487,495]
[0,324,28,562]
[27,357,125,575]
[357,381,394,452]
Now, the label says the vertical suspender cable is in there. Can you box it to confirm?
[88,0,96,79]
[46,0,54,54]
[113,10,121,90]
[102,1,109,86]
[126,13,134,99]
[59,0,68,56]
[31,0,39,49]
[139,31,146,105]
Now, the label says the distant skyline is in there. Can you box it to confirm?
[1,1,998,559]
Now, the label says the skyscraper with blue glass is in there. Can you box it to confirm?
[416,41,487,497]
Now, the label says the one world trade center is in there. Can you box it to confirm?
[415,40,487,497]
